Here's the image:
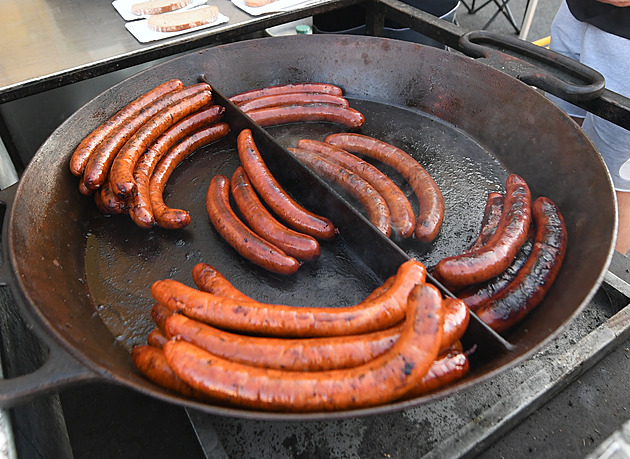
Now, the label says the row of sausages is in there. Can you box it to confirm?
[132,259,471,412]
[431,174,568,333]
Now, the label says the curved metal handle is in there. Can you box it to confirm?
[0,184,16,286]
[459,30,606,103]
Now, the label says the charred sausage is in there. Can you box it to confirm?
[162,282,443,411]
[237,129,336,240]
[151,259,426,337]
[238,93,349,113]
[150,122,230,229]
[229,83,344,105]
[205,174,301,275]
[296,139,415,239]
[433,174,532,289]
[130,105,225,228]
[247,105,365,129]
[441,297,470,348]
[465,192,504,253]
[401,349,470,399]
[231,166,321,261]
[475,197,567,333]
[324,133,444,243]
[288,148,392,237]
[70,79,183,177]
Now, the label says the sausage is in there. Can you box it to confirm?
[465,192,504,253]
[192,263,254,301]
[457,229,535,311]
[130,105,225,228]
[151,258,426,337]
[296,139,415,239]
[109,90,213,199]
[164,313,403,371]
[238,93,349,113]
[401,350,470,399]
[229,83,344,105]
[247,105,365,129]
[95,181,129,215]
[131,345,211,400]
[151,302,174,330]
[82,83,211,192]
[324,133,444,243]
[441,297,470,348]
[162,282,443,411]
[237,129,336,240]
[150,122,230,229]
[475,196,567,333]
[205,174,301,275]
[288,148,392,237]
[231,166,321,261]
[70,79,184,177]
[433,174,532,289]
[147,328,169,348]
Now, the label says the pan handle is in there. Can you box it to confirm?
[458,30,606,103]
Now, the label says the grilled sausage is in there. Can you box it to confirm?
[130,105,225,228]
[162,282,443,411]
[147,328,169,348]
[237,129,336,240]
[151,302,174,330]
[96,181,129,215]
[109,90,213,199]
[288,148,392,237]
[465,192,504,253]
[82,83,211,192]
[296,139,416,239]
[401,349,470,399]
[150,122,230,229]
[229,83,344,105]
[441,297,470,347]
[231,167,321,261]
[206,174,301,275]
[192,263,254,301]
[433,174,532,289]
[238,93,349,113]
[324,133,444,243]
[70,79,184,177]
[475,197,567,333]
[457,229,535,311]
[247,105,365,129]
[151,259,426,337]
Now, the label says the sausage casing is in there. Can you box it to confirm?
[238,93,349,112]
[247,105,365,129]
[229,83,344,105]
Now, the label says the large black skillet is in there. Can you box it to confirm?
[0,34,616,420]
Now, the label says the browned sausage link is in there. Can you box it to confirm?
[324,133,444,243]
[192,263,254,300]
[433,174,532,289]
[109,90,213,199]
[237,129,336,240]
[465,192,504,253]
[205,174,301,275]
[165,313,403,371]
[288,148,392,237]
[247,104,365,129]
[130,105,225,228]
[401,350,470,399]
[296,139,416,239]
[229,83,344,105]
[231,167,321,261]
[82,83,211,192]
[457,229,535,312]
[162,282,443,411]
[131,345,211,400]
[151,303,174,329]
[79,180,93,196]
[238,93,349,112]
[70,79,184,176]
[147,328,169,348]
[96,181,129,215]
[441,297,470,349]
[475,197,567,333]
[151,259,426,337]
[150,122,230,230]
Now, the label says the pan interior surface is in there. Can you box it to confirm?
[6,35,616,418]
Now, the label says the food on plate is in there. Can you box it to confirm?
[432,174,532,289]
[229,83,344,105]
[288,147,392,237]
[237,129,336,240]
[325,132,445,243]
[131,0,193,15]
[206,174,301,275]
[147,5,219,33]
[475,197,567,333]
[246,104,365,129]
[230,166,321,261]
[296,138,415,239]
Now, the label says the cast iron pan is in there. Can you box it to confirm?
[0,35,617,420]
